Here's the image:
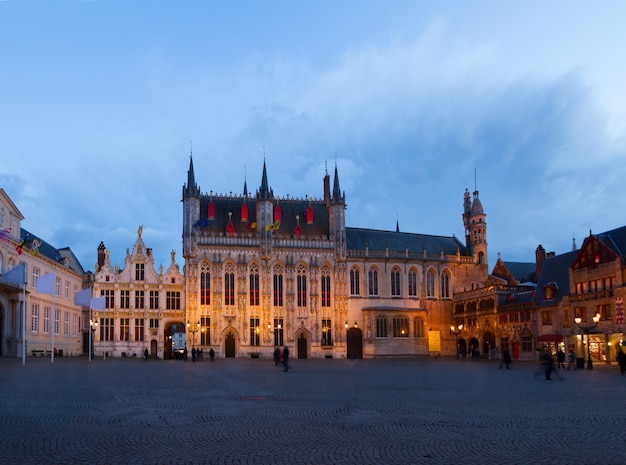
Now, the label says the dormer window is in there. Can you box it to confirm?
[543,282,558,300]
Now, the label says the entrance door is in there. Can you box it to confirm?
[150,340,157,356]
[225,333,236,358]
[297,334,308,359]
[346,328,363,359]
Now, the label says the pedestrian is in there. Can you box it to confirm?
[274,347,280,366]
[557,349,566,369]
[282,346,289,372]
[192,347,196,362]
[567,349,576,370]
[144,348,149,361]
[617,348,626,376]
[540,350,558,380]
[209,348,215,362]
[499,347,511,369]
[183,346,188,361]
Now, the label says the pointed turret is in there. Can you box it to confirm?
[332,163,345,204]
[183,155,200,198]
[258,160,272,201]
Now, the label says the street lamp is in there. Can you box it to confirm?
[450,324,463,359]
[575,313,600,369]
[89,319,98,362]
[187,320,200,350]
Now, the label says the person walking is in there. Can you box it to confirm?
[274,347,280,366]
[567,348,577,370]
[557,349,566,369]
[282,346,289,372]
[144,348,149,361]
[499,347,511,369]
[209,348,215,362]
[617,348,626,375]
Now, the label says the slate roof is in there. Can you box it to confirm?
[533,249,578,306]
[20,228,85,275]
[346,228,469,256]
[596,225,626,257]
[502,261,536,284]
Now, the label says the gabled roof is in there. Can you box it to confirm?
[21,228,85,275]
[533,249,578,306]
[502,261,536,284]
[0,188,24,221]
[595,225,626,257]
[346,228,468,256]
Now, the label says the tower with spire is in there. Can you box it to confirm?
[463,188,488,266]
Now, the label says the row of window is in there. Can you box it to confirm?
[31,268,79,301]
[30,304,80,337]
[97,318,160,341]
[574,277,614,295]
[375,316,425,338]
[98,290,181,310]
[350,267,451,299]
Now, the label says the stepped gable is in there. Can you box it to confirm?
[346,227,468,256]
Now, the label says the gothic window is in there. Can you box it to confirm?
[426,269,435,298]
[368,267,379,296]
[273,264,283,307]
[321,265,331,307]
[297,264,307,307]
[376,315,387,338]
[414,317,424,338]
[408,268,418,297]
[201,316,211,345]
[200,262,211,305]
[392,316,409,337]
[249,263,260,306]
[250,317,260,346]
[273,318,284,347]
[441,271,450,299]
[391,267,401,297]
[350,266,360,296]
[224,262,235,306]
[321,318,332,346]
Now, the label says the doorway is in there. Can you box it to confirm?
[225,332,236,357]
[347,327,363,359]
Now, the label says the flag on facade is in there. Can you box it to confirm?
[2,263,26,285]
[29,239,41,257]
[36,273,55,295]
[75,288,92,306]
[265,222,280,231]
[247,222,257,230]
[0,228,11,243]
[15,238,25,255]
[91,297,106,311]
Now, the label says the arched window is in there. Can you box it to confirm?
[393,316,409,337]
[224,262,235,306]
[391,267,401,297]
[376,315,387,338]
[321,265,331,307]
[350,266,360,296]
[441,271,450,299]
[297,264,307,307]
[273,264,283,307]
[200,262,210,305]
[408,268,418,297]
[414,317,424,338]
[478,251,484,264]
[426,269,435,298]
[249,263,260,306]
[368,267,379,296]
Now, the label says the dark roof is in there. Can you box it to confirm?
[596,225,626,256]
[20,228,85,275]
[533,250,578,306]
[346,227,468,256]
[502,261,536,284]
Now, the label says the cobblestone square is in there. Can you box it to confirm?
[0,356,623,465]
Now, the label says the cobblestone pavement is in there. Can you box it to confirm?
[0,355,624,465]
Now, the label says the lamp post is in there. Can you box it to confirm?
[575,313,600,369]
[450,324,463,359]
[187,320,200,351]
[89,319,98,362]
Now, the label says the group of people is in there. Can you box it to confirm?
[273,346,290,371]
[178,347,216,362]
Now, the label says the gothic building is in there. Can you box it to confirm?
[182,158,490,359]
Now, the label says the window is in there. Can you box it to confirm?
[368,268,378,296]
[120,318,130,341]
[64,311,70,335]
[64,281,70,300]
[391,268,401,297]
[166,292,181,310]
[544,286,554,300]
[297,265,307,307]
[149,291,159,310]
[273,265,283,307]
[32,267,40,290]
[597,304,611,320]
[43,306,50,333]
[541,310,552,326]
[321,266,331,307]
[376,315,387,338]
[441,271,450,299]
[55,277,62,297]
[224,263,235,306]
[563,306,570,329]
[250,317,260,346]
[135,291,144,309]
[31,304,39,332]
[54,309,60,335]
[134,319,144,342]
[200,262,211,305]
[414,317,424,338]
[393,316,409,337]
[101,289,114,309]
[72,313,79,337]
[120,290,130,309]
[273,318,284,347]
[321,318,332,346]
[100,318,113,342]
[149,318,159,329]
[521,335,533,352]
[350,267,360,296]
[426,269,435,298]
[575,307,586,323]
[135,263,145,281]
[249,264,260,306]
[408,269,418,297]
[200,316,210,345]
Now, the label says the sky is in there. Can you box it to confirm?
[2,1,626,273]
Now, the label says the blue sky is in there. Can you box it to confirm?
[2,1,626,273]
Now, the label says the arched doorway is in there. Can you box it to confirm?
[469,337,480,359]
[164,321,185,360]
[483,331,496,358]
[224,332,236,358]
[297,333,308,359]
[347,327,363,359]
[458,338,467,358]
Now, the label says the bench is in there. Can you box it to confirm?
[31,350,44,357]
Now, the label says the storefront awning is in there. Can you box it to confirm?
[537,334,563,342]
